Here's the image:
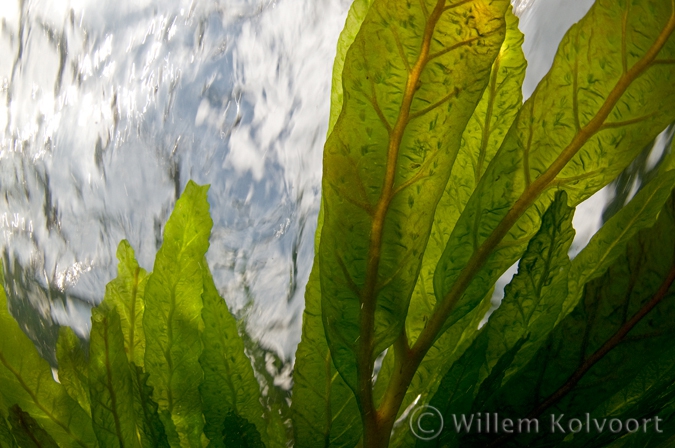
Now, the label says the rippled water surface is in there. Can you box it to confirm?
[1,0,602,368]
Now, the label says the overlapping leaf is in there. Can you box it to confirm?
[376,5,527,419]
[6,405,59,448]
[0,410,16,448]
[320,0,510,395]
[143,180,212,448]
[412,191,574,447]
[460,189,675,447]
[0,267,97,448]
[105,240,149,367]
[564,169,675,318]
[56,327,90,414]
[199,261,266,447]
[88,303,140,448]
[429,0,675,373]
[290,0,374,443]
[130,364,170,448]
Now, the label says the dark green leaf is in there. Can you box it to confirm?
[464,189,675,447]
[7,405,59,448]
[220,411,265,448]
[0,267,97,448]
[414,190,575,447]
[56,327,90,414]
[88,303,140,448]
[0,409,17,448]
[564,169,675,318]
[130,363,170,448]
[143,180,212,448]
[199,261,267,447]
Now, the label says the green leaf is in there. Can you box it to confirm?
[143,180,212,448]
[199,260,267,447]
[105,240,149,366]
[564,169,675,319]
[6,405,59,448]
[559,344,675,448]
[380,6,527,419]
[0,409,17,448]
[463,189,675,447]
[130,364,170,448]
[430,0,675,370]
[56,327,90,414]
[320,0,510,394]
[291,232,362,447]
[414,190,575,447]
[327,0,375,137]
[88,303,140,448]
[0,268,97,448]
[220,411,265,448]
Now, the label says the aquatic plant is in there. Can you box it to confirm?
[1,0,675,446]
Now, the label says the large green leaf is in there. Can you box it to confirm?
[327,0,376,137]
[105,240,149,367]
[461,189,675,447]
[563,169,675,318]
[199,261,267,447]
[412,190,574,447]
[427,0,675,374]
[143,180,212,448]
[320,0,510,397]
[0,409,17,448]
[56,327,90,414]
[376,5,527,420]
[292,8,378,441]
[292,211,362,447]
[559,344,675,448]
[220,411,265,448]
[291,10,375,443]
[6,405,59,448]
[88,303,140,448]
[0,268,97,448]
[129,364,170,448]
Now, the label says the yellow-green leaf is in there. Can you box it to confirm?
[105,240,149,367]
[143,180,212,448]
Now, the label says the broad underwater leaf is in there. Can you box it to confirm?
[199,261,267,447]
[291,0,375,443]
[320,0,511,395]
[0,267,97,448]
[88,303,140,448]
[379,5,527,419]
[292,207,362,447]
[105,240,149,366]
[429,0,675,388]
[144,180,212,448]
[327,0,376,136]
[413,190,574,447]
[0,410,16,448]
[459,189,675,447]
[564,169,675,319]
[6,405,59,448]
[130,364,170,448]
[221,411,265,448]
[56,327,90,414]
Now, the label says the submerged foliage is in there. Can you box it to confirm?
[1,0,675,447]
